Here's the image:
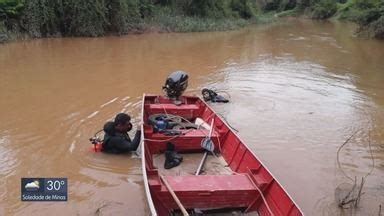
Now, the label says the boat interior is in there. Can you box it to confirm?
[142,95,300,215]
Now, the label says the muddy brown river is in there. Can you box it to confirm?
[0,19,383,215]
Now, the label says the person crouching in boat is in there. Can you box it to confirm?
[102,113,141,154]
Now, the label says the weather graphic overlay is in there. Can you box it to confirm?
[21,178,67,201]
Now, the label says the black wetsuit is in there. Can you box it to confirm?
[102,121,141,154]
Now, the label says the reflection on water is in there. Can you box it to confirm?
[0,19,383,215]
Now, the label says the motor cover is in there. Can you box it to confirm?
[163,71,189,99]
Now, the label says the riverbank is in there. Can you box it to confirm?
[0,1,262,43]
[0,0,383,43]
[270,0,384,39]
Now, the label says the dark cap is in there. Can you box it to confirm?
[114,113,131,125]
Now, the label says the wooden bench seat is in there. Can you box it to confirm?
[146,104,201,119]
[164,174,255,191]
[156,174,259,210]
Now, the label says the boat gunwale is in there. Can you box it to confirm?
[141,93,158,216]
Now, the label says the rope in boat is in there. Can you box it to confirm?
[143,104,210,142]
[161,105,224,159]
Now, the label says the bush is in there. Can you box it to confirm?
[353,1,384,38]
[0,20,8,42]
[311,0,337,19]
[263,0,282,11]
[187,0,231,18]
[22,0,60,37]
[0,0,24,19]
[65,0,107,37]
[139,0,154,18]
[105,0,142,34]
[356,7,382,25]
[0,0,23,33]
[230,0,258,19]
[0,0,263,39]
[277,0,296,11]
[370,15,384,39]
[355,0,378,10]
[21,0,143,37]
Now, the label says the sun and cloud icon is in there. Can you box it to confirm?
[24,180,40,190]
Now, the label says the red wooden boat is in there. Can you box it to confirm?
[141,94,303,216]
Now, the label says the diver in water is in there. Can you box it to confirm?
[201,88,229,103]
[102,113,141,154]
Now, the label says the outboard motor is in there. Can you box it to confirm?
[162,71,189,100]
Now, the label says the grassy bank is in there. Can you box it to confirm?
[0,0,263,43]
[309,0,384,39]
[336,0,384,38]
[260,0,384,39]
[142,6,251,33]
[0,0,383,43]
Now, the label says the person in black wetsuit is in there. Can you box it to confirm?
[102,113,141,154]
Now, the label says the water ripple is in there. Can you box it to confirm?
[200,55,382,215]
[0,133,20,201]
[100,97,119,108]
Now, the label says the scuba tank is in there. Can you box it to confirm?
[89,137,103,152]
[89,129,103,152]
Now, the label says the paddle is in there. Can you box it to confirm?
[195,119,215,176]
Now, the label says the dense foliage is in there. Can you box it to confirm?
[0,0,383,42]
[0,0,258,40]
[335,0,384,38]
[259,0,384,38]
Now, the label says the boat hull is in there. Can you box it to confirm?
[141,94,303,216]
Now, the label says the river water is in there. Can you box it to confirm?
[0,18,383,215]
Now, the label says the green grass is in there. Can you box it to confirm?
[275,8,301,17]
[254,11,277,24]
[143,6,249,33]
